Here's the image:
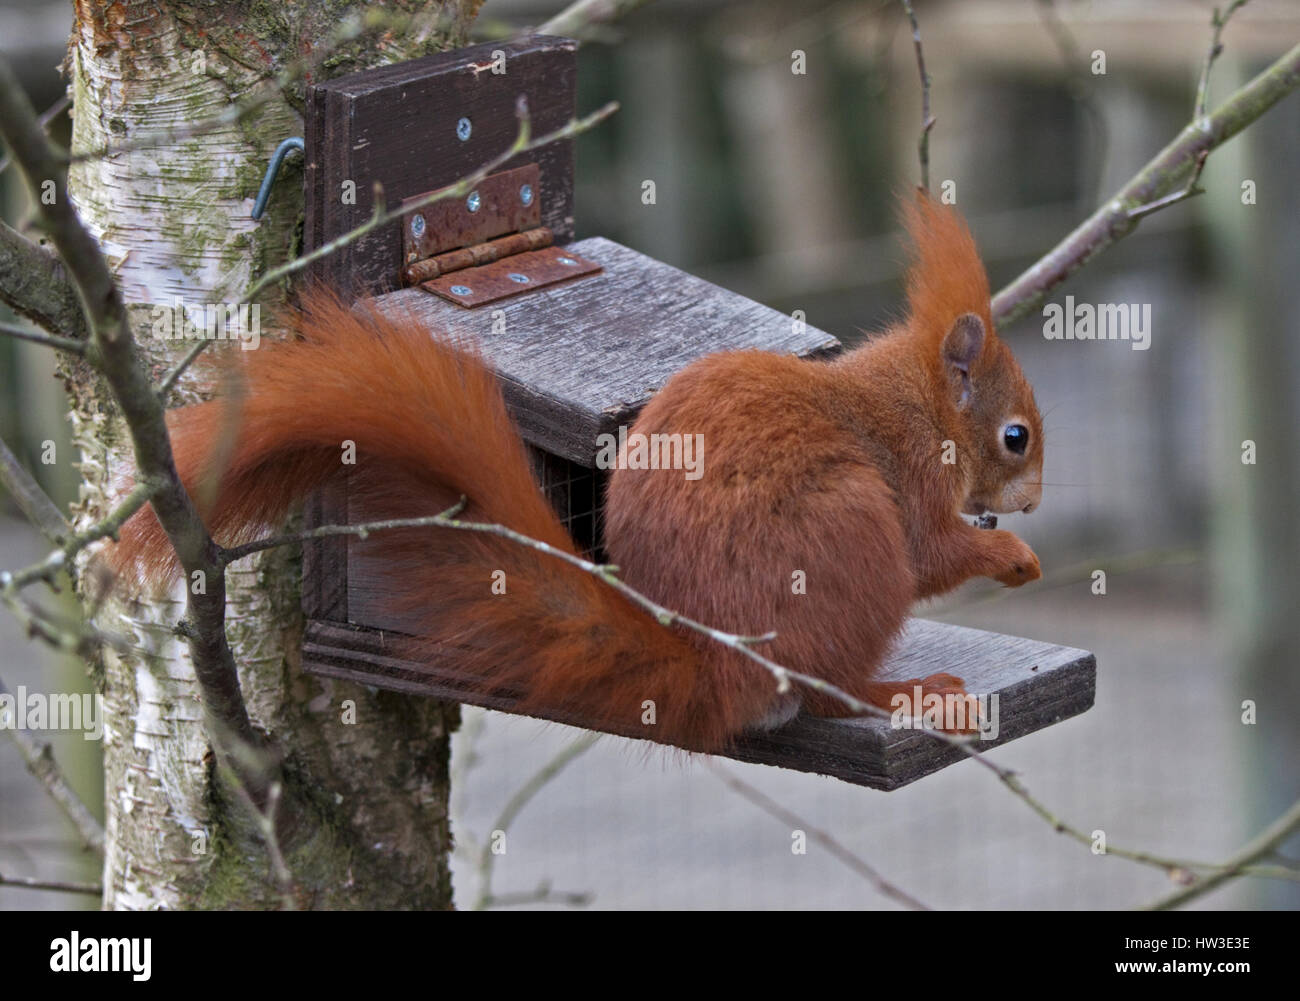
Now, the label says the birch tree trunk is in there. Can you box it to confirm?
[64,0,483,910]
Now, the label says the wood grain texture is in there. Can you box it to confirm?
[303,35,578,294]
[370,236,843,465]
[301,617,1096,790]
[727,619,1096,789]
[300,476,349,622]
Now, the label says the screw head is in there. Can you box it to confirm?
[519,184,534,207]
[456,117,472,142]
[508,273,531,284]
[556,256,577,266]
[450,284,473,296]
[410,214,426,239]
[466,191,481,213]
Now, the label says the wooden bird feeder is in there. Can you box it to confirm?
[295,36,1096,790]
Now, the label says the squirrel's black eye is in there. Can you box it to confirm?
[1003,424,1029,455]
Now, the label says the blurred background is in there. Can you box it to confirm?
[2,0,1298,909]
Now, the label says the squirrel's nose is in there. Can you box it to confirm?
[1022,501,1037,514]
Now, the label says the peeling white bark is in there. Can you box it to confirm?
[65,0,474,909]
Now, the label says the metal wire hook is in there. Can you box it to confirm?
[251,137,304,220]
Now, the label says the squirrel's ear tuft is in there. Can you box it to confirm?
[942,313,984,408]
[899,191,994,356]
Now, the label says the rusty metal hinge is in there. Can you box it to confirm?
[400,164,601,308]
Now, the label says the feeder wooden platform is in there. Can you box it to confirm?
[303,618,1094,791]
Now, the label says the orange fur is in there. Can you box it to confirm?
[111,194,1043,751]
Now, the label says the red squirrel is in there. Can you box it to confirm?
[113,193,1043,753]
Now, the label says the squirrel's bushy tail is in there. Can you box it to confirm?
[111,293,742,749]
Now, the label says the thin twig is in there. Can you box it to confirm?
[941,545,1200,611]
[221,765,297,909]
[0,93,71,175]
[1035,0,1110,208]
[156,336,214,400]
[0,219,89,341]
[0,678,105,854]
[0,434,69,545]
[993,40,1300,325]
[0,587,135,656]
[480,884,593,908]
[1143,798,1300,910]
[899,0,934,193]
[707,761,930,910]
[219,499,469,564]
[1125,149,1209,222]
[0,871,102,896]
[537,0,655,38]
[4,479,158,594]
[207,726,302,906]
[1196,1,1251,121]
[0,318,87,354]
[473,732,600,910]
[449,708,488,863]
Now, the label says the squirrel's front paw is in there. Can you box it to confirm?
[991,533,1041,587]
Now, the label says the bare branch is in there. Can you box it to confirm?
[0,93,70,176]
[480,884,593,908]
[219,762,297,910]
[0,586,135,656]
[707,761,929,909]
[993,40,1300,326]
[155,336,214,401]
[538,0,654,38]
[0,435,68,545]
[1035,0,1110,207]
[1144,798,1300,910]
[4,480,158,599]
[1124,149,1210,222]
[0,678,105,854]
[899,0,935,193]
[473,732,600,910]
[219,499,467,564]
[0,219,88,341]
[0,472,152,654]
[1117,0,1248,223]
[1196,1,1251,121]
[944,545,1200,612]
[0,318,86,354]
[0,872,102,896]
